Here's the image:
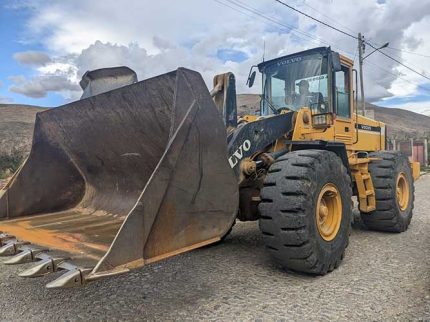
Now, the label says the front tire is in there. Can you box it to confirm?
[258,150,352,275]
[360,151,414,232]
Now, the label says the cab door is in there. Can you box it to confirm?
[333,65,354,146]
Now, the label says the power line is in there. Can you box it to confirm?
[274,0,358,40]
[367,43,430,81]
[366,39,430,58]
[213,0,260,21]
[289,2,430,66]
[385,46,430,58]
[238,0,358,57]
[301,1,359,36]
[296,1,430,61]
[216,0,430,91]
[365,40,426,77]
[365,60,430,94]
[213,0,356,59]
[301,1,430,59]
[275,0,430,83]
[215,0,331,47]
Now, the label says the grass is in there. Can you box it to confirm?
[0,155,24,179]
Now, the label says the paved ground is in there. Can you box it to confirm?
[0,175,429,321]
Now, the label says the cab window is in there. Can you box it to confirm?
[261,53,329,115]
[335,67,351,118]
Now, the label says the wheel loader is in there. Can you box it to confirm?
[0,46,420,288]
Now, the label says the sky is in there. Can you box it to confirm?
[1,0,430,115]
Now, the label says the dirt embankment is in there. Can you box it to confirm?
[0,104,46,178]
[1,99,429,178]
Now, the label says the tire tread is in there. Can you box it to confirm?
[259,150,352,275]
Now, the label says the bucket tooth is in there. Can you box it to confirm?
[0,234,16,247]
[19,256,68,278]
[0,241,30,256]
[46,267,92,289]
[3,250,33,265]
[3,247,48,265]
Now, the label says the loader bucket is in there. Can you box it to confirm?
[0,68,238,288]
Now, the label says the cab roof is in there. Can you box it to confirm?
[257,47,332,72]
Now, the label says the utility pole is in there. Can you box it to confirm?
[358,32,366,116]
[357,35,388,118]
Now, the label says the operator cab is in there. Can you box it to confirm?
[251,47,347,120]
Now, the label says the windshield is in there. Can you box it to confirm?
[261,53,329,115]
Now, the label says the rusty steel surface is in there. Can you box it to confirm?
[0,68,238,284]
[0,210,123,260]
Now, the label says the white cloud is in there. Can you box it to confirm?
[13,51,51,66]
[8,0,430,113]
[380,100,430,116]
[9,74,80,98]
[0,96,14,104]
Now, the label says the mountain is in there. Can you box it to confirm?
[365,103,430,138]
[423,108,430,117]
[1,98,429,179]
[237,94,430,138]
[0,104,47,178]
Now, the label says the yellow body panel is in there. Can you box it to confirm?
[243,52,418,213]
[278,54,416,212]
[352,115,386,152]
[349,156,376,212]
[290,53,386,156]
[411,161,420,181]
[291,110,384,151]
[239,114,259,123]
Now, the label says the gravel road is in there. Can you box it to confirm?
[0,175,429,321]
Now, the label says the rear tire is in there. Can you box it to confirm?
[258,150,352,275]
[360,151,414,232]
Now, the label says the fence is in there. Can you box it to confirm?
[388,138,429,167]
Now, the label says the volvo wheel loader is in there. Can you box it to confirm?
[0,47,420,288]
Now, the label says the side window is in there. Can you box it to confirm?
[270,77,285,109]
[335,67,351,118]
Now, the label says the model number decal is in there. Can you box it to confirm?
[357,124,381,132]
[228,140,251,168]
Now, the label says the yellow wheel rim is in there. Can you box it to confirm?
[316,183,342,241]
[396,172,410,211]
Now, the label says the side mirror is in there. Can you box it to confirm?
[247,71,256,88]
[331,52,342,72]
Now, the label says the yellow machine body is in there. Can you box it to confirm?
[244,53,419,213]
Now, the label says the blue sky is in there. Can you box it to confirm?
[217,49,249,63]
[0,4,64,106]
[1,0,430,115]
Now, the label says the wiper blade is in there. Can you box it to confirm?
[261,96,279,115]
